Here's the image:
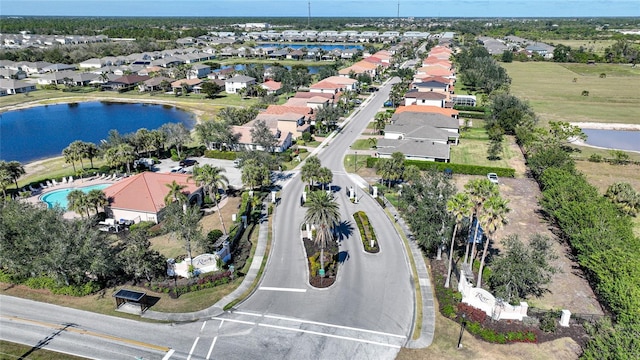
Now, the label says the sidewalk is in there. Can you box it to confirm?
[382,198,436,348]
[142,200,270,322]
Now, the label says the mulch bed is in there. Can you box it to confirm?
[303,237,338,289]
[431,258,590,347]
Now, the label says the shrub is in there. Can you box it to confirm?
[309,255,320,276]
[366,158,516,178]
[539,311,559,333]
[301,132,312,141]
[458,303,487,323]
[204,150,237,160]
[588,154,603,163]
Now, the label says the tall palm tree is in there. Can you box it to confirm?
[191,164,229,235]
[164,180,187,206]
[476,195,510,288]
[0,168,12,199]
[1,161,25,190]
[304,191,341,276]
[67,189,90,217]
[63,146,78,173]
[104,143,136,173]
[445,192,473,288]
[464,178,498,267]
[86,189,108,214]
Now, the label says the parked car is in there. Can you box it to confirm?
[170,166,185,174]
[179,159,198,167]
[487,173,499,184]
[384,100,393,107]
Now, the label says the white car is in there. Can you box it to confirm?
[487,173,499,184]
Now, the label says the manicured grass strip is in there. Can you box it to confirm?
[385,209,423,341]
[0,340,89,360]
[352,211,379,253]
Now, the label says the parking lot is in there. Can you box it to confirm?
[150,156,244,189]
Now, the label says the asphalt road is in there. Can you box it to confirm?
[0,78,416,360]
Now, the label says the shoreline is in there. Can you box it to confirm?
[2,96,207,170]
[570,122,640,131]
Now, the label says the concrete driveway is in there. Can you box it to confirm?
[152,156,243,189]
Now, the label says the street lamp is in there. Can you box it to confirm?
[457,313,467,349]
[354,151,357,173]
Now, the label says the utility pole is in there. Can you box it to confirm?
[397,1,400,20]
[308,1,311,28]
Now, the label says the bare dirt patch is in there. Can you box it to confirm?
[453,174,603,315]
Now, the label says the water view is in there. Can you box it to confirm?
[0,101,195,163]
[583,129,640,152]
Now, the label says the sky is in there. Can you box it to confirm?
[2,0,639,18]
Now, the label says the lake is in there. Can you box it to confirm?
[583,129,640,152]
[0,101,195,163]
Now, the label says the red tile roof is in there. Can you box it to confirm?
[104,172,200,213]
[395,105,459,117]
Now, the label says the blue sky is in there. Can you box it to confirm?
[2,0,639,17]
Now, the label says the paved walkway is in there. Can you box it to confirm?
[142,200,269,322]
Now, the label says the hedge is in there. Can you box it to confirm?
[454,105,487,112]
[366,158,515,177]
[352,211,380,253]
[204,150,237,160]
[459,111,488,119]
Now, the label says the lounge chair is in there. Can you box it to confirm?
[46,181,53,187]
[52,179,58,186]
[69,176,74,183]
[29,185,37,192]
[62,177,67,184]
[40,182,47,189]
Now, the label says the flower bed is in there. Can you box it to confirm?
[302,237,338,288]
[352,211,380,253]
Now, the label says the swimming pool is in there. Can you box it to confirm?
[40,184,111,210]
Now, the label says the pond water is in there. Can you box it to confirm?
[0,101,195,163]
[582,129,640,152]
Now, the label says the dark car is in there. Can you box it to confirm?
[179,159,198,167]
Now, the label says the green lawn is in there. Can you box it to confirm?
[451,125,515,168]
[503,62,640,126]
[350,138,377,150]
[0,340,88,360]
[539,39,620,56]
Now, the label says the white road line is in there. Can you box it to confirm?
[212,317,256,326]
[200,321,207,332]
[264,315,406,339]
[162,349,175,360]
[232,311,405,339]
[186,337,199,360]
[258,323,401,349]
[258,286,307,293]
[218,319,225,329]
[206,337,217,360]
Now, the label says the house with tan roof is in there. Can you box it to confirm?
[103,172,203,224]
[261,105,314,138]
[260,80,282,95]
[171,78,204,94]
[338,60,378,78]
[322,76,358,92]
[415,66,454,78]
[309,80,343,94]
[231,118,293,153]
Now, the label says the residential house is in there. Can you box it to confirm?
[139,76,173,92]
[19,61,52,74]
[0,78,37,95]
[338,60,378,78]
[411,79,450,93]
[171,78,203,94]
[0,68,27,80]
[187,64,212,79]
[79,58,105,69]
[261,80,282,95]
[208,67,236,80]
[260,105,314,138]
[103,172,203,224]
[225,75,256,94]
[231,118,293,153]
[404,90,448,107]
[151,56,185,68]
[292,92,337,108]
[42,63,77,72]
[394,105,460,119]
[105,74,150,91]
[37,70,78,85]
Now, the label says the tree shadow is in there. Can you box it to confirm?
[271,172,293,183]
[337,250,350,264]
[20,323,76,359]
[334,220,355,243]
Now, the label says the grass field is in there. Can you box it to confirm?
[0,340,89,360]
[503,62,640,125]
[539,39,618,56]
[451,126,516,169]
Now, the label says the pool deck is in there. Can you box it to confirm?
[24,175,120,220]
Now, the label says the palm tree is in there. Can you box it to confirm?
[67,190,90,217]
[86,189,108,214]
[164,180,188,206]
[373,111,390,135]
[464,178,498,267]
[304,191,341,277]
[0,168,12,199]
[191,164,229,235]
[476,195,510,287]
[104,143,135,173]
[445,192,473,288]
[63,146,78,173]
[0,161,25,190]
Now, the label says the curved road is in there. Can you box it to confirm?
[0,78,416,360]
